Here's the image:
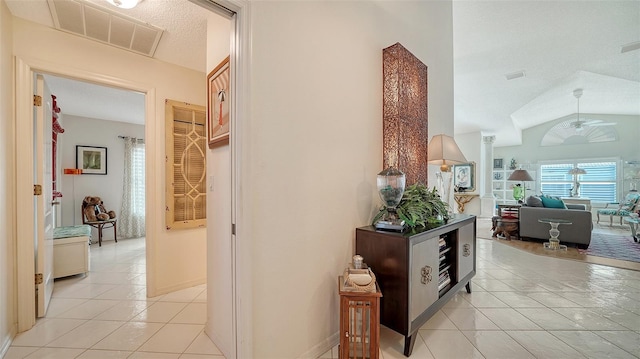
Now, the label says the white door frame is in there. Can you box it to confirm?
[15,57,156,332]
[187,0,251,357]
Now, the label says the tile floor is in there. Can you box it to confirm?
[7,219,640,359]
[5,237,223,359]
[322,218,640,359]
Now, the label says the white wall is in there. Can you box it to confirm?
[0,0,16,354]
[455,131,482,216]
[495,114,640,197]
[59,115,144,240]
[12,16,207,297]
[242,1,454,357]
[204,11,233,358]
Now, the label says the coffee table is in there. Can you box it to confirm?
[538,218,572,250]
[623,216,639,242]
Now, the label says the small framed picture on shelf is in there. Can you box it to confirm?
[493,158,503,169]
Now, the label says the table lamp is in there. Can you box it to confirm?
[507,169,533,203]
[427,134,467,213]
[567,167,587,197]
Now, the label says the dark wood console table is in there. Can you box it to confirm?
[356,214,476,357]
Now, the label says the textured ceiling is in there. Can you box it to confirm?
[5,0,208,125]
[453,1,640,146]
[5,1,640,145]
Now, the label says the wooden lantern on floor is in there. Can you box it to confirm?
[338,275,382,359]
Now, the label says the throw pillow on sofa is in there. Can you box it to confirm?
[540,195,567,209]
[525,195,543,207]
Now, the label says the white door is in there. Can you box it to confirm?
[35,74,55,317]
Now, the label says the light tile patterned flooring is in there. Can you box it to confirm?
[5,238,223,359]
[7,219,640,358]
[322,218,640,359]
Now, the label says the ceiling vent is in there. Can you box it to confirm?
[47,0,164,57]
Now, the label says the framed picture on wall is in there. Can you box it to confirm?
[207,55,230,147]
[453,162,475,192]
[76,145,107,175]
[493,158,504,169]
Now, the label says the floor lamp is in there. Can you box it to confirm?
[427,134,467,213]
[64,168,83,225]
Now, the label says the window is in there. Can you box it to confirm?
[540,161,617,203]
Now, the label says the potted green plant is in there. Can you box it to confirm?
[372,183,449,229]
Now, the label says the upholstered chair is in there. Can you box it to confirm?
[596,192,640,226]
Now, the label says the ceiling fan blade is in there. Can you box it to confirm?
[588,122,617,127]
[569,120,585,128]
[582,119,603,125]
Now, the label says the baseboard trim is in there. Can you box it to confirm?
[151,277,206,298]
[0,324,18,358]
[297,331,339,359]
[205,327,234,359]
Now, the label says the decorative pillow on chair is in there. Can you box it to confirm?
[540,195,567,209]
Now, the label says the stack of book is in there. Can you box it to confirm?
[438,270,451,291]
[438,238,447,251]
[501,208,519,219]
[438,236,451,292]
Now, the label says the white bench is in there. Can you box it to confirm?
[53,225,91,279]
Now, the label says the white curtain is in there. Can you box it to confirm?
[119,137,145,238]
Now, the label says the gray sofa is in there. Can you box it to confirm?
[519,204,592,249]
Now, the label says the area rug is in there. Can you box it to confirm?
[578,232,640,263]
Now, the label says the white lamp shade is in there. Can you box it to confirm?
[427,134,467,170]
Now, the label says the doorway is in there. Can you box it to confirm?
[15,59,155,332]
[14,0,249,356]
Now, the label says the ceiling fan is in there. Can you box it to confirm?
[568,88,616,131]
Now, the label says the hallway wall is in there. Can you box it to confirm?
[204,11,233,358]
[243,1,454,356]
[0,0,16,354]
[12,16,207,297]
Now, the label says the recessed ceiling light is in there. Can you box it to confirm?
[621,41,640,53]
[505,70,526,80]
[106,0,143,9]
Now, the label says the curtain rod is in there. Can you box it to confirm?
[118,135,144,139]
[118,135,145,142]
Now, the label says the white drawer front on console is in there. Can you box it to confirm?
[457,223,474,280]
[410,237,439,322]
